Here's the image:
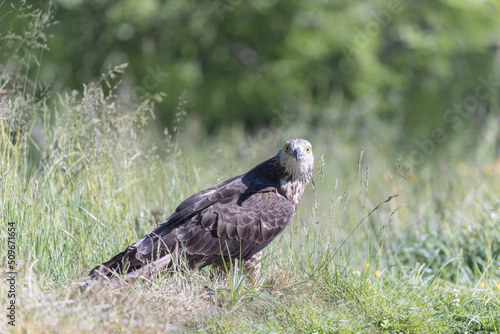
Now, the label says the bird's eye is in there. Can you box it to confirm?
[284,145,289,152]
[306,146,311,153]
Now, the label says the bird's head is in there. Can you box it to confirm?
[278,138,314,181]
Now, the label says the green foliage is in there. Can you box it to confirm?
[3,0,499,140]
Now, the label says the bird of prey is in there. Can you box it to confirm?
[85,138,314,287]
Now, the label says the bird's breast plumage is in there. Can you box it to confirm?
[279,178,307,208]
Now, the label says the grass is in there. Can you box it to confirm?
[1,3,500,333]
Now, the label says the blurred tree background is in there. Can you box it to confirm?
[2,0,500,167]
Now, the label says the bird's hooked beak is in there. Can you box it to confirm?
[293,149,302,161]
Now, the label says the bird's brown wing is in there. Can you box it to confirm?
[87,163,292,278]
[178,189,296,268]
[133,188,295,269]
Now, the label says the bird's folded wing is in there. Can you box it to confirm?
[135,189,295,265]
[181,190,295,257]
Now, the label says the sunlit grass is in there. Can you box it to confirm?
[2,87,499,331]
[1,3,499,333]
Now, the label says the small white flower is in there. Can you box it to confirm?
[452,289,460,307]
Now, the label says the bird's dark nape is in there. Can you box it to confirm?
[83,138,314,289]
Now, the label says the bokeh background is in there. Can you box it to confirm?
[3,0,500,168]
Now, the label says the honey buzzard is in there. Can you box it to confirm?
[85,138,314,287]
